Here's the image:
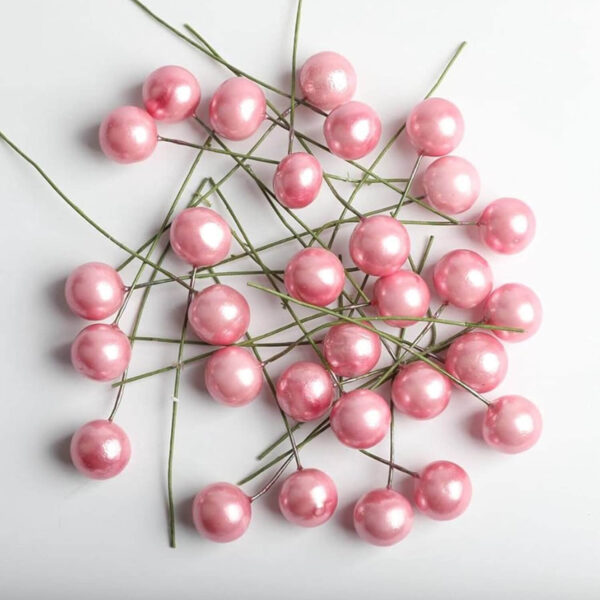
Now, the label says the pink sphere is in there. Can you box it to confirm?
[273,152,323,209]
[299,51,357,111]
[353,488,413,546]
[204,347,263,407]
[433,249,493,309]
[71,324,131,381]
[99,106,157,163]
[284,248,345,306]
[392,362,451,419]
[142,65,201,122]
[276,362,334,422]
[478,197,536,254]
[414,460,472,520]
[209,77,266,140]
[170,207,231,267]
[406,98,464,156]
[323,323,381,377]
[349,216,411,277]
[483,283,542,342]
[445,331,508,393]
[372,270,431,327]
[330,389,391,449]
[188,284,250,345]
[278,468,338,527]
[70,420,131,480]
[483,395,542,453]
[423,156,480,214]
[323,101,382,160]
[65,262,125,320]
[192,482,251,543]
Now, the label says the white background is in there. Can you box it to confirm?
[1,0,599,598]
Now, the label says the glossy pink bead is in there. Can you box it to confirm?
[323,101,381,159]
[483,395,542,453]
[209,77,266,140]
[349,216,410,276]
[353,488,413,546]
[278,468,338,527]
[445,331,507,393]
[142,65,201,122]
[99,106,157,163]
[192,483,251,543]
[372,271,431,327]
[273,152,322,209]
[392,362,451,419]
[330,389,391,449]
[204,347,263,407]
[70,420,131,480]
[169,207,231,267]
[188,284,250,345]
[323,323,381,377]
[71,324,131,381]
[433,249,493,309]
[284,248,345,306]
[65,262,125,320]
[414,461,472,520]
[299,51,357,111]
[478,197,536,254]
[423,156,480,214]
[276,362,334,422]
[483,283,542,342]
[406,98,464,156]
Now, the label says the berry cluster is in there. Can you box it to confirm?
[1,1,542,548]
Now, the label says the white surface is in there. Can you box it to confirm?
[1,0,599,598]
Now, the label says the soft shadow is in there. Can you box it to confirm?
[51,342,72,367]
[50,433,73,468]
[465,410,485,442]
[337,499,356,533]
[47,277,71,318]
[177,494,197,531]
[79,123,101,153]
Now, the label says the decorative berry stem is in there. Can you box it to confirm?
[287,0,303,154]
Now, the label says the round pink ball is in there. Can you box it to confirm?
[323,101,382,159]
[170,207,231,267]
[299,51,357,111]
[71,324,131,381]
[353,488,414,546]
[70,419,131,479]
[142,65,201,122]
[273,152,323,209]
[188,284,250,345]
[276,361,334,422]
[414,460,472,520]
[209,77,266,140]
[433,249,493,309]
[204,347,263,407]
[323,323,381,377]
[330,389,391,449]
[349,215,411,277]
[278,468,338,527]
[392,362,451,419]
[423,155,480,214]
[284,248,345,306]
[372,270,431,327]
[483,283,542,342]
[445,331,508,393]
[99,106,157,163]
[65,262,125,320]
[192,482,251,543]
[478,197,536,254]
[483,395,542,453]
[406,98,464,156]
